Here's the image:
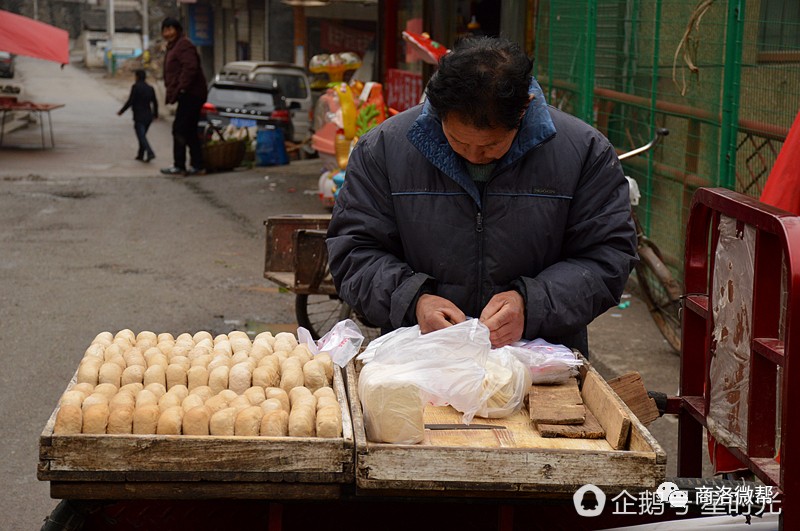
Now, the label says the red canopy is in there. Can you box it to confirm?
[0,9,69,65]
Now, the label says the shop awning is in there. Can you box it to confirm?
[0,9,69,66]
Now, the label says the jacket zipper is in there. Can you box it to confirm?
[476,206,484,315]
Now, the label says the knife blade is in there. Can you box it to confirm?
[424,423,507,430]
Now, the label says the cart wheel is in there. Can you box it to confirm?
[636,241,682,354]
[295,294,381,343]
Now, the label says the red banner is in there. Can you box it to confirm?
[384,68,423,112]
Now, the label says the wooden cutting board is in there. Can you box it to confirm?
[537,408,605,439]
[529,378,585,425]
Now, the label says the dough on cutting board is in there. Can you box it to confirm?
[360,377,424,444]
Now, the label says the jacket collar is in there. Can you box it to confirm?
[407,78,556,205]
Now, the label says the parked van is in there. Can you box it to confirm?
[216,61,313,145]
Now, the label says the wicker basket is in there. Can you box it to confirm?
[203,138,247,173]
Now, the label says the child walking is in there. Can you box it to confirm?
[118,69,158,162]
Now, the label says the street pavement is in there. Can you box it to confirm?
[1,55,688,530]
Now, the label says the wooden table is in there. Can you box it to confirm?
[0,100,64,148]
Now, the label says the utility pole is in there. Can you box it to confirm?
[142,0,150,64]
[33,0,39,20]
[107,0,116,73]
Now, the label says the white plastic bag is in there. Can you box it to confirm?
[507,338,582,384]
[359,320,491,428]
[298,318,364,368]
[475,347,532,419]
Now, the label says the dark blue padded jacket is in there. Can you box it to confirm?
[326,79,637,355]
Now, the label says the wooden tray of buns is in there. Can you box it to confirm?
[38,330,354,500]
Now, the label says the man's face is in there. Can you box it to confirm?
[162,26,179,43]
[441,113,518,165]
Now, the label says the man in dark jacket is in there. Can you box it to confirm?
[326,37,638,355]
[159,17,207,176]
[117,68,158,162]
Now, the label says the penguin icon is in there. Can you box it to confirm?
[573,484,607,517]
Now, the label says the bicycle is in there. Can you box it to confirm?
[619,128,683,353]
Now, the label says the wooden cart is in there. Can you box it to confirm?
[38,189,800,529]
[263,214,380,341]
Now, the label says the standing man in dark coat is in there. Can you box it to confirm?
[159,17,208,176]
[118,68,158,162]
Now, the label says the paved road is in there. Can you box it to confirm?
[0,56,688,530]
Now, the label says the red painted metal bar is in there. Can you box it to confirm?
[680,187,800,530]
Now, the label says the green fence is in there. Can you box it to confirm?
[534,0,800,276]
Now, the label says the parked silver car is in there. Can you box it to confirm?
[215,61,312,145]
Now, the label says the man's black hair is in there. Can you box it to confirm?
[425,36,533,130]
[161,17,183,33]
[134,69,146,82]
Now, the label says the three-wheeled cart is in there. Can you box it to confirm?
[262,214,380,341]
[38,188,800,530]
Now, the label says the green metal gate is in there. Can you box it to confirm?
[534,0,800,275]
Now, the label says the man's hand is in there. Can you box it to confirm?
[416,294,466,334]
[479,290,525,348]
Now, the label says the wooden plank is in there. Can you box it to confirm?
[537,408,605,439]
[357,444,663,494]
[529,379,585,425]
[581,370,631,450]
[607,372,660,426]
